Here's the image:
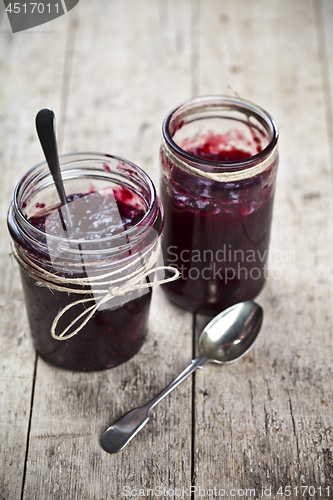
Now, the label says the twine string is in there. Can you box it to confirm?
[162,139,278,182]
[12,242,180,341]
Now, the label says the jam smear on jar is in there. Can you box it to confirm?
[160,131,277,314]
[21,187,151,371]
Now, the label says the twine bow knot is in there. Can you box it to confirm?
[12,242,179,341]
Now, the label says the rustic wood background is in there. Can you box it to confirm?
[1,0,333,499]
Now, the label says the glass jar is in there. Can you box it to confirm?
[160,95,279,314]
[8,153,164,371]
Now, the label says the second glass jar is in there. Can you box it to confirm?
[160,95,279,314]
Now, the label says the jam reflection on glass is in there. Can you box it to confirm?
[20,187,152,371]
[160,131,277,314]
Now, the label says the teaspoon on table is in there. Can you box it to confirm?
[101,300,263,454]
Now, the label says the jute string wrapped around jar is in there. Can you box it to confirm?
[162,138,278,182]
[12,241,179,341]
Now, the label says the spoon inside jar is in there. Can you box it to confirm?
[101,300,263,454]
[35,108,72,227]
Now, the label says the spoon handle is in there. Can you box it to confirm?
[35,109,67,207]
[144,354,207,412]
[100,354,208,454]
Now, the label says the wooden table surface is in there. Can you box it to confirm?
[1,1,333,499]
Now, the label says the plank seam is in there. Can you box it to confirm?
[314,0,333,181]
[20,352,38,500]
[58,8,80,150]
[287,391,301,465]
[191,312,196,499]
[191,0,200,97]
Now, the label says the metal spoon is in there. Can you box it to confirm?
[35,108,72,226]
[101,301,263,454]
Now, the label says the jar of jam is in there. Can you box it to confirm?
[160,95,279,314]
[8,153,164,371]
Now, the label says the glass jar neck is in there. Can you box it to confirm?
[162,95,279,178]
[8,153,163,274]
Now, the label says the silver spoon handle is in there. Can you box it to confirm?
[144,354,208,412]
[100,354,208,454]
[35,109,73,228]
[36,109,66,206]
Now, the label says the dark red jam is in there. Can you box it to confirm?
[29,188,145,241]
[160,132,277,314]
[180,130,259,162]
[17,187,153,371]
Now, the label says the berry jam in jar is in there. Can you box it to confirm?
[160,96,279,314]
[8,153,163,371]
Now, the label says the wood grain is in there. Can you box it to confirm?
[1,0,333,498]
[320,0,333,170]
[23,288,193,499]
[0,13,69,500]
[21,1,194,498]
[193,0,333,495]
[60,0,193,189]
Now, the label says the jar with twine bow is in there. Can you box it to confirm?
[160,95,279,314]
[8,153,179,371]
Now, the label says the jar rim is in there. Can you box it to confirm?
[162,95,279,171]
[12,152,159,251]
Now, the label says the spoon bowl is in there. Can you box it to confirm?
[101,300,263,454]
[200,301,263,363]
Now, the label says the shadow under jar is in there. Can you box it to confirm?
[160,96,279,314]
[8,153,163,371]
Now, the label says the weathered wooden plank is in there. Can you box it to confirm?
[320,0,333,164]
[23,289,193,499]
[60,0,193,189]
[0,2,6,28]
[0,11,71,500]
[0,230,36,500]
[2,0,333,498]
[193,0,333,495]
[23,1,194,498]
